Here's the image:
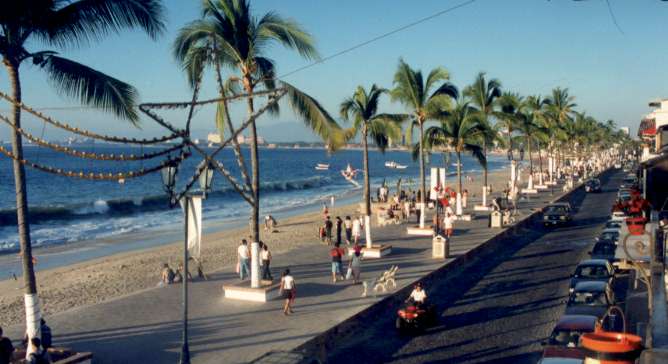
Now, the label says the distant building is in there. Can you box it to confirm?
[638,99,668,161]
[620,127,630,135]
[207,132,221,144]
[236,134,245,144]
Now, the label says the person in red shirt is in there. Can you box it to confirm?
[330,243,346,283]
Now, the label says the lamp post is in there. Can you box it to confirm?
[161,159,215,364]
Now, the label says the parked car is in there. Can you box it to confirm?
[604,220,622,231]
[596,230,620,245]
[537,352,584,364]
[543,203,573,226]
[569,259,615,293]
[584,179,601,193]
[542,315,600,358]
[565,281,616,322]
[589,241,617,263]
[609,211,627,222]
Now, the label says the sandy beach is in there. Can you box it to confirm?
[0,168,512,326]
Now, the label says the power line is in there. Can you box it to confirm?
[605,0,624,35]
[277,0,479,79]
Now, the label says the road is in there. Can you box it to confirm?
[326,171,624,364]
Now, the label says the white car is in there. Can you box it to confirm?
[610,211,627,222]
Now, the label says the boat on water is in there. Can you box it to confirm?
[385,161,407,169]
[315,163,329,171]
[341,164,360,186]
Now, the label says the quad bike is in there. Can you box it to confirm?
[395,303,437,333]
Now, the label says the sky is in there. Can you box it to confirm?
[1,0,667,142]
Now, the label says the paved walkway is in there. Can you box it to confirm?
[6,187,562,363]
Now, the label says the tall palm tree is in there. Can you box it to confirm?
[174,0,341,286]
[390,59,457,228]
[340,85,404,247]
[424,101,486,211]
[463,72,501,190]
[545,87,576,172]
[522,95,549,180]
[0,0,165,339]
[495,92,522,160]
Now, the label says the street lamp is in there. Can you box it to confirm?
[161,157,215,364]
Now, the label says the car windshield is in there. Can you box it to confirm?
[600,232,619,240]
[576,265,610,278]
[550,330,585,347]
[545,206,566,214]
[571,291,607,306]
[605,222,621,229]
[593,244,616,255]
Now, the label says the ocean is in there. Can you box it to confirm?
[0,145,508,253]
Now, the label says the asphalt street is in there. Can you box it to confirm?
[326,171,624,364]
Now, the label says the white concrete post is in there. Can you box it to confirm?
[528,173,534,190]
[456,192,463,216]
[510,160,517,199]
[539,169,544,186]
[419,202,425,228]
[24,294,41,358]
[481,186,487,207]
[251,242,260,288]
[548,157,554,182]
[364,215,372,248]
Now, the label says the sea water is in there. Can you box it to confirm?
[0,145,508,252]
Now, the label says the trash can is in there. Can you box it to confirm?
[432,235,448,258]
[580,332,643,364]
[490,211,502,228]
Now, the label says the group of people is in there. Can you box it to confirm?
[237,239,273,281]
[0,319,52,364]
[329,242,363,284]
[319,211,365,246]
[160,261,191,285]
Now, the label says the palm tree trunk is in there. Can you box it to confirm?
[527,135,533,175]
[457,151,462,197]
[246,87,261,289]
[6,61,40,340]
[362,126,372,248]
[418,122,426,228]
[483,140,488,188]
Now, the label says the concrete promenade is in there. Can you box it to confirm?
[6,185,563,363]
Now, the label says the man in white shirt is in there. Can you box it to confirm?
[237,239,250,280]
[443,212,456,239]
[408,282,427,306]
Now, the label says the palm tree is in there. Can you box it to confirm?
[545,87,576,173]
[173,0,341,286]
[463,72,501,192]
[0,0,165,339]
[340,85,405,247]
[424,101,486,214]
[390,59,457,228]
[496,92,522,159]
[522,95,550,185]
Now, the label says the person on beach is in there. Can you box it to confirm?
[279,269,296,315]
[325,216,333,245]
[261,243,273,281]
[335,216,343,245]
[330,242,346,283]
[322,203,329,219]
[463,189,469,209]
[352,216,362,244]
[161,263,175,285]
[26,337,50,364]
[348,250,362,284]
[237,239,250,280]
[0,326,14,364]
[444,212,456,239]
[174,262,192,283]
[264,215,277,232]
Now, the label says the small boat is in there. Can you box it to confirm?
[315,163,329,171]
[385,161,407,169]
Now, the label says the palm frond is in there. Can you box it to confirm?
[40,54,139,123]
[46,0,166,48]
[256,11,319,61]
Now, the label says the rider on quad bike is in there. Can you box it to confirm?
[396,283,437,332]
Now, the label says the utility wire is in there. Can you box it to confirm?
[605,0,624,35]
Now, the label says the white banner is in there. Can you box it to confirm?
[180,196,202,259]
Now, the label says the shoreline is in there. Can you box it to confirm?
[0,168,510,326]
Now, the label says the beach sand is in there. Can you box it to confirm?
[0,169,511,326]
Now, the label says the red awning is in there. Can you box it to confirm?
[639,118,656,136]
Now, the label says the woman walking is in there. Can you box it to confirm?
[279,269,296,315]
[352,216,362,245]
[335,216,343,245]
[261,244,273,281]
[348,250,362,284]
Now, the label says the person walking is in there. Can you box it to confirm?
[335,216,343,245]
[444,212,456,239]
[261,243,273,281]
[348,250,362,284]
[279,269,296,315]
[344,216,353,245]
[463,189,469,209]
[237,239,250,280]
[352,216,362,245]
[330,242,346,283]
[325,216,333,245]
